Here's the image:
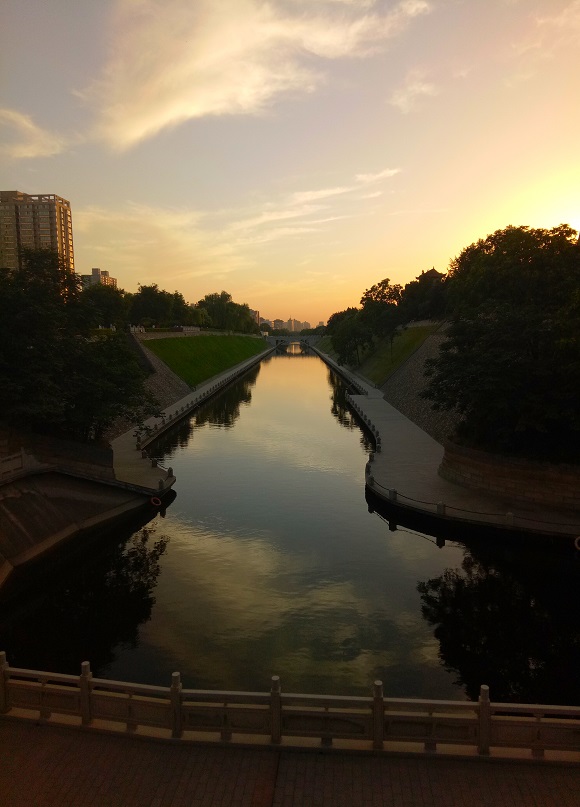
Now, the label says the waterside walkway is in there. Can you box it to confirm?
[313,351,580,541]
[1,720,579,807]
[110,347,274,491]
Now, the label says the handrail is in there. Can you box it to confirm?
[1,654,579,760]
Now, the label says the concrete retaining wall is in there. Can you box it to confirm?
[440,441,580,512]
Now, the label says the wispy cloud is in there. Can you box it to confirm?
[505,0,580,84]
[0,108,68,159]
[81,0,431,149]
[290,187,351,203]
[225,167,399,243]
[74,165,400,287]
[355,167,400,183]
[389,70,438,113]
[537,0,580,35]
[75,203,247,290]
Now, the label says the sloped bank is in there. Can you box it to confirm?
[0,433,173,592]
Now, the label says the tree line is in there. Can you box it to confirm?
[0,250,259,442]
[326,224,580,462]
[83,283,260,335]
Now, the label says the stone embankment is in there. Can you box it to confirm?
[380,324,459,445]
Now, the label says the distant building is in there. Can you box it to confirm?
[249,308,260,324]
[0,190,74,271]
[273,319,284,330]
[81,267,118,290]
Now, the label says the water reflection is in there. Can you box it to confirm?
[150,365,261,457]
[327,370,375,452]
[0,525,168,676]
[1,353,576,704]
[417,539,580,705]
[194,364,260,429]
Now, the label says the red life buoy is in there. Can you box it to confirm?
[150,496,162,507]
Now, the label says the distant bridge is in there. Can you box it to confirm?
[265,335,321,349]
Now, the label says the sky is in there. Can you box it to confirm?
[2,1,579,326]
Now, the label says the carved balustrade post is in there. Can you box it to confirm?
[80,661,93,726]
[478,684,491,755]
[0,652,7,714]
[170,672,183,739]
[270,676,282,745]
[372,680,384,750]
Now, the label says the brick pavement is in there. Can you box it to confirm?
[2,721,579,807]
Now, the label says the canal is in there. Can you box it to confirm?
[1,348,579,705]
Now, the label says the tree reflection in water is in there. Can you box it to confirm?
[151,365,262,461]
[417,541,580,705]
[194,364,260,429]
[0,526,168,677]
[327,369,374,452]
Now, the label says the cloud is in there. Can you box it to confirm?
[505,1,580,82]
[390,70,438,113]
[226,167,399,243]
[537,0,580,34]
[74,166,399,290]
[82,0,431,149]
[0,108,68,159]
[74,202,247,290]
[290,187,351,203]
[355,167,400,183]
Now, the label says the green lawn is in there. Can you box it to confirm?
[358,324,441,385]
[317,324,442,386]
[145,335,268,387]
[315,335,337,358]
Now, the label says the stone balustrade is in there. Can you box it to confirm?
[1,653,579,760]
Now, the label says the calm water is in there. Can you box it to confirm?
[1,348,579,704]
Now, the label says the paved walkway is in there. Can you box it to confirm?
[1,721,579,807]
[314,352,580,538]
[110,348,274,494]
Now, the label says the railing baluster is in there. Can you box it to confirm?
[170,672,182,738]
[0,652,7,714]
[478,685,490,755]
[372,680,384,750]
[80,661,92,726]
[270,676,281,744]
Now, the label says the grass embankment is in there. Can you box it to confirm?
[145,335,267,387]
[318,324,441,386]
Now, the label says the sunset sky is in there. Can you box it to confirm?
[2,1,579,325]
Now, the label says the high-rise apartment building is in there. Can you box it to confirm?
[81,267,117,290]
[0,190,75,272]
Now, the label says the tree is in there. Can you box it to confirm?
[423,225,580,459]
[399,268,447,321]
[190,305,211,327]
[196,291,234,330]
[331,309,372,365]
[129,284,175,326]
[0,249,158,440]
[0,249,86,430]
[81,283,131,328]
[359,278,402,348]
[326,307,359,336]
[195,292,260,334]
[63,333,159,440]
